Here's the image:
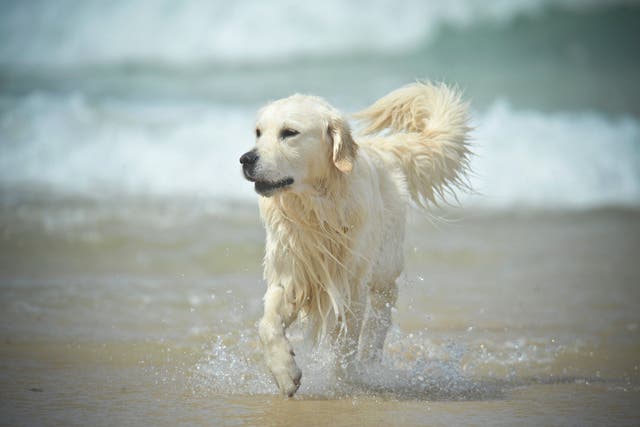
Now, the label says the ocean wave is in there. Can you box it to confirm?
[0,0,628,67]
[0,93,257,201]
[471,101,640,209]
[1,93,638,209]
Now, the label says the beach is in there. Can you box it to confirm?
[1,200,639,425]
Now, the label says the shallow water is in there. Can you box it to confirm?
[1,201,639,425]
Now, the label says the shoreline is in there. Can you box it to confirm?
[1,203,638,425]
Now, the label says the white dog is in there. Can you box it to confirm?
[240,82,471,396]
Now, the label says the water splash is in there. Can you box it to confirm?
[192,322,593,400]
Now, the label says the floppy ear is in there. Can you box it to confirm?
[327,115,358,173]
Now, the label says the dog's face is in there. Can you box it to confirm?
[240,95,357,197]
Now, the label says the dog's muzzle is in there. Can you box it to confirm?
[239,149,294,197]
[240,149,259,181]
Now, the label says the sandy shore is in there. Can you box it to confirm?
[1,204,639,425]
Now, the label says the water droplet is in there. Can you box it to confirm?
[188,294,201,306]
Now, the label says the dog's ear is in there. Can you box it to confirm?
[326,115,358,173]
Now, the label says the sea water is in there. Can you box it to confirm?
[1,1,639,425]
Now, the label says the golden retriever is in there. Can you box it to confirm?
[240,82,471,396]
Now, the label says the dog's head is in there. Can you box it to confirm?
[240,95,357,197]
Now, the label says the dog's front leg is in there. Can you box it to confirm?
[258,284,301,397]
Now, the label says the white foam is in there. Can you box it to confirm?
[468,101,640,209]
[0,93,257,201]
[1,94,639,209]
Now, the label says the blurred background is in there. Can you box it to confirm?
[1,1,640,425]
[1,0,639,209]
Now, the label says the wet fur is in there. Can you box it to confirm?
[245,82,471,396]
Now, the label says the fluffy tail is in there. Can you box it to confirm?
[353,82,472,208]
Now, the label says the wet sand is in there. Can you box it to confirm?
[1,202,639,426]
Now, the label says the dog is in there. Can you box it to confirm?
[240,82,471,396]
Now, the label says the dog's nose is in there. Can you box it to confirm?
[240,150,259,165]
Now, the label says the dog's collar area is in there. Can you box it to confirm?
[255,177,294,196]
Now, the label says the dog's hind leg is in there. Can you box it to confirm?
[331,294,365,377]
[359,281,398,363]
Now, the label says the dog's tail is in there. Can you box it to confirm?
[353,82,472,208]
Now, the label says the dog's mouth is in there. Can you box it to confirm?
[253,177,294,196]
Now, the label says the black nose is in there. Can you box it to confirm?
[240,150,259,165]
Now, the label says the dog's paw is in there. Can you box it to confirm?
[274,364,302,397]
[267,349,302,397]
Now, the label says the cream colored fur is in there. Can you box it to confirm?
[243,82,471,396]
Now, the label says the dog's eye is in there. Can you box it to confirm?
[256,128,261,138]
[280,128,299,140]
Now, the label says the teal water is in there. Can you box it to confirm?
[1,1,639,208]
